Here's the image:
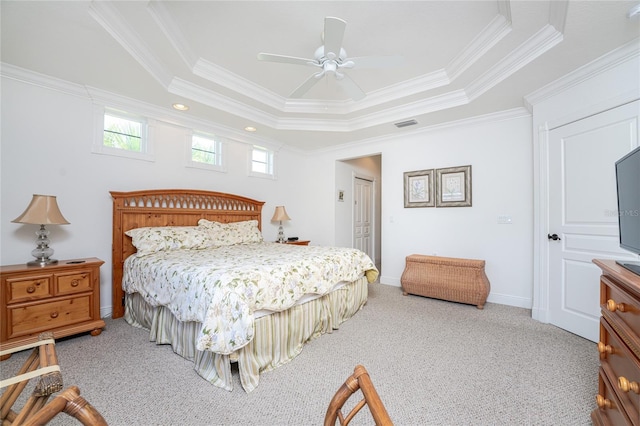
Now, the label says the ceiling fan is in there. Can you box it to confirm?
[257,16,404,101]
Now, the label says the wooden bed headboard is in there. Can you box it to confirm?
[110,189,264,318]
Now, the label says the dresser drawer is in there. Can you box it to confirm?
[6,275,52,304]
[55,271,92,295]
[593,367,632,426]
[602,275,640,353]
[7,295,93,339]
[600,317,640,425]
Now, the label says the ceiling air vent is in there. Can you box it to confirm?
[394,119,418,128]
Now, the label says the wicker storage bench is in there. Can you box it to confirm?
[400,255,490,309]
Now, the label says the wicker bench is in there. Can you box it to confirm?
[400,255,490,309]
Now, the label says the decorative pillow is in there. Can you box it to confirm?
[125,226,213,257]
[198,219,263,246]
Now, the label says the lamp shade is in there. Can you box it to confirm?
[271,206,291,222]
[12,194,70,225]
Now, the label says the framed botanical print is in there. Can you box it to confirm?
[404,169,435,208]
[436,165,472,207]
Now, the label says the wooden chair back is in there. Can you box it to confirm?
[324,365,393,426]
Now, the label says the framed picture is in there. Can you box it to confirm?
[436,165,472,207]
[404,169,435,208]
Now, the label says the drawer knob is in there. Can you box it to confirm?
[607,299,627,313]
[618,376,640,394]
[26,286,36,294]
[597,342,614,355]
[71,279,80,287]
[50,311,59,319]
[596,394,612,409]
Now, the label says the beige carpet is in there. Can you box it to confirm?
[1,283,598,425]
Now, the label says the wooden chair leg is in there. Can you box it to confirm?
[21,386,107,426]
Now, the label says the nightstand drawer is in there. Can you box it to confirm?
[56,271,91,295]
[7,295,93,339]
[6,275,52,304]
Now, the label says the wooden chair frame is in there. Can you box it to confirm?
[324,365,393,426]
[1,332,107,425]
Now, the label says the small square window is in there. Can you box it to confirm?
[103,114,142,152]
[187,133,225,172]
[92,106,153,161]
[249,145,276,178]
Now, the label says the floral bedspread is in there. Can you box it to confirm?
[122,242,378,354]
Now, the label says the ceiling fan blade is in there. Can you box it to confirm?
[257,53,317,67]
[323,17,347,59]
[336,73,366,101]
[346,56,406,69]
[290,73,323,98]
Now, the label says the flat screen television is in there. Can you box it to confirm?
[615,145,640,276]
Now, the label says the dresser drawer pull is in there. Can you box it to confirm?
[50,311,59,319]
[597,342,614,356]
[26,286,36,294]
[618,376,640,394]
[607,299,628,313]
[596,394,613,409]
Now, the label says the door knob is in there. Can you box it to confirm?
[548,233,561,241]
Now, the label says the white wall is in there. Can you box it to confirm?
[315,112,534,308]
[0,76,309,316]
[0,74,535,315]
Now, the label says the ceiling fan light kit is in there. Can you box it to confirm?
[258,16,404,101]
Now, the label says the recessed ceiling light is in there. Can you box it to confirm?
[172,103,189,111]
[244,126,257,132]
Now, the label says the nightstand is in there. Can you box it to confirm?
[0,258,105,352]
[281,240,310,246]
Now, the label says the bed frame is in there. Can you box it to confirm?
[110,189,264,319]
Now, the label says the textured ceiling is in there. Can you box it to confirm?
[1,1,639,151]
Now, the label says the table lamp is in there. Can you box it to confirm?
[271,206,291,243]
[12,194,70,266]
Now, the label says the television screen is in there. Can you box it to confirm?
[616,145,640,275]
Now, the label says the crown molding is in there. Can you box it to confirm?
[446,12,512,81]
[467,24,563,101]
[88,1,173,88]
[147,0,198,68]
[524,37,640,110]
[310,107,531,155]
[0,63,89,98]
[134,0,516,115]
[168,77,281,127]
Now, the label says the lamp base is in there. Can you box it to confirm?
[27,258,58,267]
[276,223,286,243]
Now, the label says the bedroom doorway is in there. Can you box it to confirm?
[336,155,381,274]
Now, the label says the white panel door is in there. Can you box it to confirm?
[548,101,639,341]
[354,178,373,258]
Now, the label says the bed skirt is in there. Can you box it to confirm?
[123,276,369,392]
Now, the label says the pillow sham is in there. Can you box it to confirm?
[198,219,263,246]
[125,226,213,257]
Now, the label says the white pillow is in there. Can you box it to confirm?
[125,226,213,257]
[198,219,263,246]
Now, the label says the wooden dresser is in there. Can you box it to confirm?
[0,258,105,352]
[592,259,640,425]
